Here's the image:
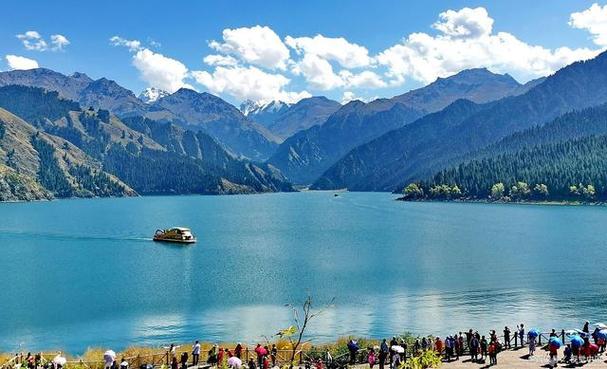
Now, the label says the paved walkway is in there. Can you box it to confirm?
[440,347,606,368]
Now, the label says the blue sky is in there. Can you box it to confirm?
[2,0,607,106]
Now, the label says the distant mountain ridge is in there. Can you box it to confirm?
[0,85,293,200]
[268,68,529,184]
[244,97,341,141]
[313,50,607,192]
[138,87,170,103]
[0,68,279,161]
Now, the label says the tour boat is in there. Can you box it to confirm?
[153,227,197,244]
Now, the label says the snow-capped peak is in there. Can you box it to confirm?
[240,99,261,116]
[139,87,170,104]
[240,99,291,116]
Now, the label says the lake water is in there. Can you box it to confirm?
[1,192,606,353]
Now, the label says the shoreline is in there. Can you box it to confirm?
[395,196,605,207]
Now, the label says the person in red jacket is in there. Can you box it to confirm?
[434,337,443,356]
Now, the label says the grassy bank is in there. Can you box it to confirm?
[1,336,402,369]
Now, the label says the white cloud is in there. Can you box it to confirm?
[5,55,39,70]
[133,49,190,93]
[285,34,373,68]
[203,54,239,67]
[50,34,70,50]
[16,31,69,51]
[377,7,599,85]
[432,7,493,39]
[291,54,386,90]
[341,91,358,104]
[292,54,344,90]
[209,25,290,70]
[17,31,48,51]
[570,3,607,47]
[192,65,310,104]
[111,36,189,92]
[341,70,387,88]
[110,36,142,52]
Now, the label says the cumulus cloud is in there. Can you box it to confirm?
[285,34,373,68]
[570,3,607,47]
[377,7,599,85]
[292,53,344,90]
[16,31,69,51]
[17,31,47,51]
[432,7,493,39]
[110,36,142,52]
[5,55,39,70]
[209,25,290,70]
[192,65,310,104]
[203,54,239,67]
[291,54,386,90]
[133,49,190,93]
[111,36,189,92]
[50,34,70,50]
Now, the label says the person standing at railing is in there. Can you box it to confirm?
[388,337,397,364]
[270,345,277,367]
[488,341,497,366]
[378,339,388,369]
[192,340,201,366]
[517,324,525,346]
[180,351,189,369]
[347,340,359,365]
[234,344,243,360]
[469,335,479,362]
[367,347,376,369]
[503,327,511,349]
[527,332,536,357]
[480,336,488,362]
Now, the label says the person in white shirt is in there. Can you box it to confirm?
[192,341,201,367]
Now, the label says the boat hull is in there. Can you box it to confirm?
[153,237,196,244]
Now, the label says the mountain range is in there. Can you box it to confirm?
[3,50,607,201]
[243,97,341,141]
[0,85,292,200]
[312,51,607,192]
[0,68,277,161]
[267,68,539,184]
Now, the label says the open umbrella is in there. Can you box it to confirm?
[53,356,67,367]
[549,337,563,349]
[104,350,117,363]
[570,335,584,348]
[227,357,242,368]
[528,329,539,338]
[596,330,607,340]
[596,323,607,330]
[391,345,404,354]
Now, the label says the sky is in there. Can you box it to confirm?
[2,0,607,107]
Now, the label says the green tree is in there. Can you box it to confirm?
[403,183,424,199]
[582,184,596,200]
[490,182,505,199]
[533,183,549,198]
[511,181,531,200]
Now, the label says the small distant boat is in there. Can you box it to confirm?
[153,227,196,244]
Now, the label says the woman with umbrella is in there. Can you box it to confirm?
[570,335,584,363]
[548,337,562,368]
[527,329,539,357]
[104,350,117,369]
[389,345,403,369]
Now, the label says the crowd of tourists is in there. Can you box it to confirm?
[5,321,607,369]
[344,321,607,368]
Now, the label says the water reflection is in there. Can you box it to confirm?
[1,193,606,352]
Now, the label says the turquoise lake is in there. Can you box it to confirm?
[1,192,606,353]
